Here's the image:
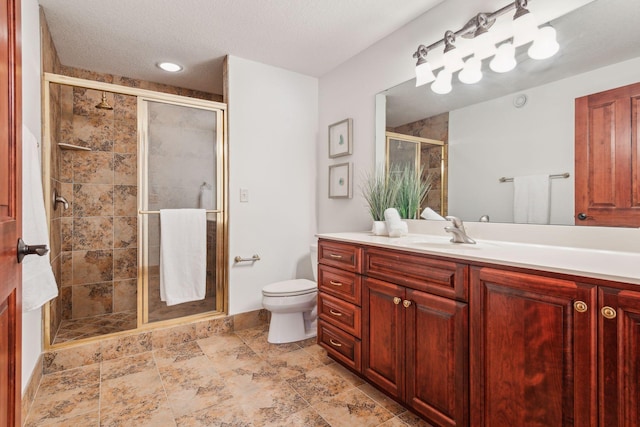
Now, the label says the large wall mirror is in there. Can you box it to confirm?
[376,0,639,226]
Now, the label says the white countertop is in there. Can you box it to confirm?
[317,232,640,285]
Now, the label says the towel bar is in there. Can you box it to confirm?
[234,255,261,263]
[499,172,570,183]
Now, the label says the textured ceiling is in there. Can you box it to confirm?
[38,0,445,94]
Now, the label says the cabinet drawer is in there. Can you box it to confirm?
[318,240,362,273]
[364,247,469,301]
[318,292,361,338]
[318,320,361,372]
[318,264,361,305]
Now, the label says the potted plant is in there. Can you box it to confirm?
[361,168,399,234]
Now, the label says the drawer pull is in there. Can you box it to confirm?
[329,339,343,347]
[329,253,343,259]
[329,280,343,287]
[574,301,588,313]
[329,309,343,317]
[601,306,617,319]
[403,300,412,308]
[393,297,401,305]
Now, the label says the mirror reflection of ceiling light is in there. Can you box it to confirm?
[157,62,183,72]
[412,0,559,95]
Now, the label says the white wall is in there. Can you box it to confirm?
[227,56,318,315]
[449,56,640,225]
[317,0,592,233]
[21,0,43,393]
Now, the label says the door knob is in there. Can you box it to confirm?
[17,238,49,263]
[577,213,588,220]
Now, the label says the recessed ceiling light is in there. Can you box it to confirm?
[157,62,183,72]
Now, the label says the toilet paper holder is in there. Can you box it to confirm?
[234,254,261,263]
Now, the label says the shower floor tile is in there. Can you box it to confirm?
[27,325,434,426]
[52,310,137,344]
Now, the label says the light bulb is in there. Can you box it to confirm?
[431,70,452,94]
[528,26,559,60]
[473,28,496,60]
[459,56,482,84]
[512,8,538,46]
[443,46,464,72]
[490,42,517,73]
[415,60,436,86]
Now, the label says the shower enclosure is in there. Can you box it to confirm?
[43,73,227,348]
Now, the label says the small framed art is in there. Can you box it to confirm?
[328,118,353,158]
[328,162,352,199]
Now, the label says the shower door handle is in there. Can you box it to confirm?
[17,238,49,263]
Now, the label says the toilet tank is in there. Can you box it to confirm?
[310,244,318,281]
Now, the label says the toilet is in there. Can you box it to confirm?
[262,245,318,344]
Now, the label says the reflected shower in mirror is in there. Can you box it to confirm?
[377,0,640,225]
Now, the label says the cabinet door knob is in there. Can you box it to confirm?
[329,339,342,347]
[573,301,588,313]
[329,281,343,287]
[403,300,412,308]
[601,306,617,319]
[329,309,342,317]
[393,297,401,305]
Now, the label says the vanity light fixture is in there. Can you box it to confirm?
[412,0,559,95]
[157,61,183,72]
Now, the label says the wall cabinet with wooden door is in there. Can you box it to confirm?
[471,266,640,427]
[362,248,469,427]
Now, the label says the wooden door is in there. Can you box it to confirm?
[0,0,22,425]
[470,267,597,427]
[575,82,640,227]
[405,288,468,427]
[598,287,640,427]
[362,277,405,399]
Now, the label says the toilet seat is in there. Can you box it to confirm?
[262,279,317,297]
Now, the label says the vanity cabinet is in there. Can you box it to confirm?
[471,266,640,427]
[317,240,363,371]
[362,248,469,427]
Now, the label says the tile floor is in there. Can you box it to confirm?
[25,324,434,427]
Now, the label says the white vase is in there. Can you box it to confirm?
[371,221,387,236]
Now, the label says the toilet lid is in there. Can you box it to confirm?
[262,279,317,297]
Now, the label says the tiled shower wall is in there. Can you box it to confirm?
[55,87,139,321]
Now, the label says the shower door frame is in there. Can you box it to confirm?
[42,73,228,350]
[138,97,227,325]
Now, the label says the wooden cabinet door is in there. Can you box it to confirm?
[405,288,468,427]
[575,82,640,227]
[598,287,640,427]
[362,277,405,399]
[470,267,597,427]
[0,0,22,425]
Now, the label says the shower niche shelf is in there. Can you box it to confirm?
[58,143,92,151]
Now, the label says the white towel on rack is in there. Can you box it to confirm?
[513,174,551,224]
[22,125,59,312]
[160,209,207,306]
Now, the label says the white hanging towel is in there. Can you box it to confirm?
[513,174,551,224]
[160,209,207,306]
[22,125,59,312]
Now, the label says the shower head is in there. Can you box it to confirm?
[95,91,113,110]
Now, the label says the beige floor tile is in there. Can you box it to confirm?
[174,397,253,427]
[397,410,437,427]
[199,336,262,373]
[264,348,325,380]
[357,383,406,415]
[25,409,100,427]
[287,365,354,405]
[220,360,280,397]
[157,355,233,417]
[313,388,394,427]
[25,365,100,426]
[235,382,309,426]
[261,406,329,427]
[378,417,412,427]
[301,343,334,365]
[154,340,205,367]
[101,351,155,380]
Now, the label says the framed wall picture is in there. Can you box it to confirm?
[328,118,353,158]
[328,162,352,199]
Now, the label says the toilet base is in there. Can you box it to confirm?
[267,311,317,344]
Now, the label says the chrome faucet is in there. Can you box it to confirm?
[445,216,476,244]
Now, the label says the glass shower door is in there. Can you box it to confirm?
[139,99,226,324]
